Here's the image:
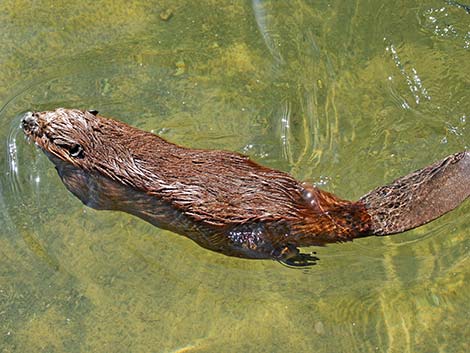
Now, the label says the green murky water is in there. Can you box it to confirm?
[1,0,469,352]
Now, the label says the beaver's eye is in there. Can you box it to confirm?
[69,143,84,158]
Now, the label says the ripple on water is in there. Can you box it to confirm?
[6,113,25,195]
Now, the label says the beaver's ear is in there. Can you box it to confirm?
[88,110,99,116]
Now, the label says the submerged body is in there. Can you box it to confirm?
[21,109,470,265]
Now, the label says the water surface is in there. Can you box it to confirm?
[0,0,469,352]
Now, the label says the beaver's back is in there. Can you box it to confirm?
[92,117,312,226]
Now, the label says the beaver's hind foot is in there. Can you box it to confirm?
[273,244,319,267]
[278,252,319,267]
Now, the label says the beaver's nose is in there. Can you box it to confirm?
[21,112,38,131]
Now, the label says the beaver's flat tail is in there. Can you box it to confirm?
[359,151,470,235]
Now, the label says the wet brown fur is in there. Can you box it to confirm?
[21,109,470,264]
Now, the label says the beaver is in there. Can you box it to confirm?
[21,108,470,266]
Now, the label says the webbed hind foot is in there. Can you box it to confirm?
[279,252,319,267]
[273,245,319,267]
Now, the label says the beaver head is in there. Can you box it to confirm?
[21,108,102,168]
[20,108,141,209]
[20,108,150,183]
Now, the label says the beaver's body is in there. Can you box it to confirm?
[21,109,470,265]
